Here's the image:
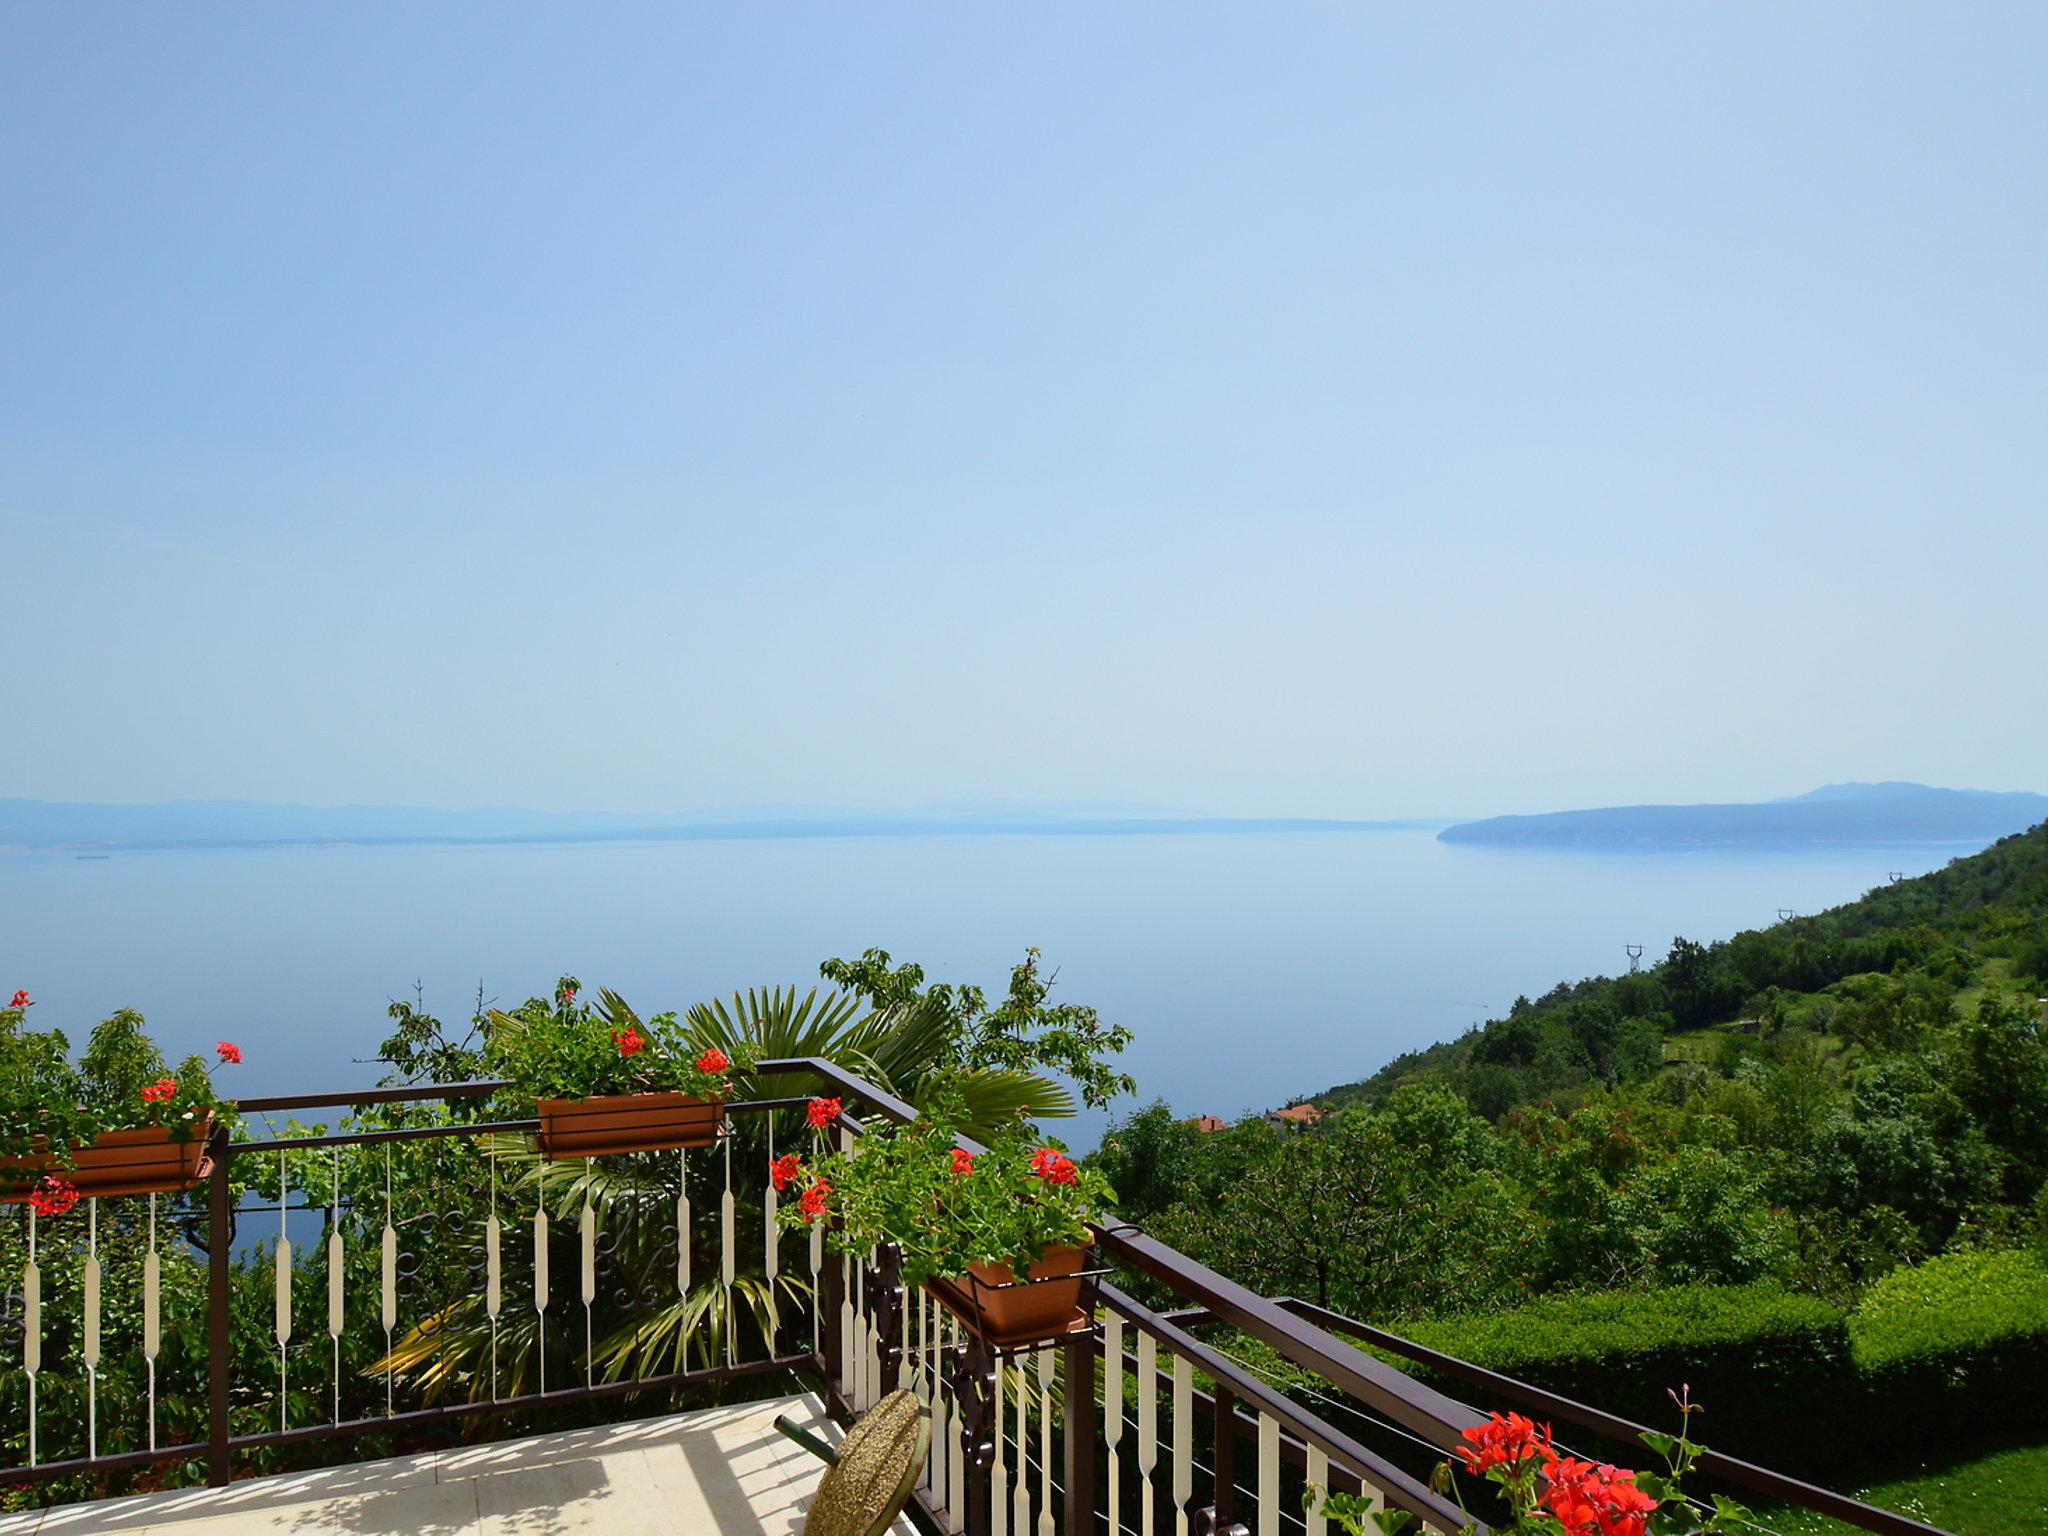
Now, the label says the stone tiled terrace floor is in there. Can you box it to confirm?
[1,1395,914,1536]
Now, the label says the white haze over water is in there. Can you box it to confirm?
[0,830,1982,1147]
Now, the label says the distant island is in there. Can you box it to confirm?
[0,797,1441,853]
[1437,781,2048,848]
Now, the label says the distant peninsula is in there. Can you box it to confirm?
[1437,782,2048,849]
[0,798,1441,853]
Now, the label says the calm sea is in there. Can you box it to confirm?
[0,830,1981,1147]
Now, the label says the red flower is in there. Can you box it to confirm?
[612,1027,645,1057]
[797,1179,833,1222]
[28,1176,78,1217]
[558,984,578,1002]
[7,990,28,1009]
[806,1096,842,1130]
[215,1040,242,1065]
[694,1046,730,1075]
[1455,1411,1554,1475]
[769,1153,803,1192]
[141,1077,178,1103]
[1030,1147,1078,1186]
[1540,1457,1655,1536]
[950,1148,975,1177]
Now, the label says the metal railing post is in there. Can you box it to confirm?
[1210,1380,1239,1529]
[1062,1331,1098,1535]
[822,1227,846,1412]
[873,1243,905,1390]
[206,1123,233,1487]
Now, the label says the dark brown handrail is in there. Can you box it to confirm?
[1249,1296,1943,1536]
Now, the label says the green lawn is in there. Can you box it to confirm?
[1760,1444,2048,1536]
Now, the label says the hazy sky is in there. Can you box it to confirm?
[5,6,2043,820]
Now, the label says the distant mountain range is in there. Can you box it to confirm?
[6,783,2038,854]
[0,798,1438,852]
[1437,782,2048,848]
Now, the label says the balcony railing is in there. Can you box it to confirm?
[1,1058,1948,1536]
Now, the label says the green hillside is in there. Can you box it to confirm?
[1091,822,2048,1504]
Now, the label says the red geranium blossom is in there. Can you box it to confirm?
[215,1041,242,1065]
[612,1027,645,1058]
[8,990,29,1009]
[770,1153,803,1192]
[797,1179,833,1222]
[1029,1147,1077,1186]
[950,1148,975,1177]
[694,1046,730,1075]
[1456,1411,1554,1475]
[1541,1456,1656,1536]
[806,1097,842,1130]
[28,1176,78,1217]
[140,1077,178,1103]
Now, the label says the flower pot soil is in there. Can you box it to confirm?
[925,1242,1093,1350]
[534,1092,724,1160]
[1,1118,215,1202]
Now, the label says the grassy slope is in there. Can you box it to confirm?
[1762,1444,2048,1536]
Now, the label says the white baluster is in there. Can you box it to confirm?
[382,1146,397,1416]
[144,1193,161,1450]
[485,1144,501,1402]
[1305,1444,1329,1536]
[991,1352,1009,1536]
[838,1252,854,1399]
[809,1214,823,1357]
[24,1207,39,1467]
[764,1121,780,1282]
[275,1152,292,1433]
[533,1178,550,1397]
[580,1161,597,1391]
[1037,1347,1056,1536]
[328,1149,344,1424]
[84,1198,100,1460]
[868,1248,883,1406]
[1013,1357,1030,1536]
[1172,1351,1193,1536]
[1258,1411,1281,1536]
[945,1313,964,1522]
[1103,1313,1124,1536]
[1137,1331,1159,1536]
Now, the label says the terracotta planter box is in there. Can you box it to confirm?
[927,1242,1093,1350]
[1,1118,215,1203]
[534,1092,724,1160]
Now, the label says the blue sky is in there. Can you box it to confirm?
[4,5,2043,819]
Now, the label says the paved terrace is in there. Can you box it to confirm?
[0,1397,910,1536]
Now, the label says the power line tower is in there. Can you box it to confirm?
[1889,871,1905,884]
[1776,908,1796,923]
[1626,945,1643,974]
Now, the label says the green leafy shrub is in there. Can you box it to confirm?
[1,992,241,1172]
[482,976,759,1105]
[775,1103,1113,1286]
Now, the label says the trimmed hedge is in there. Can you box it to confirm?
[1394,1259,2048,1475]
[1849,1249,2048,1422]
[1396,1285,1850,1469]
